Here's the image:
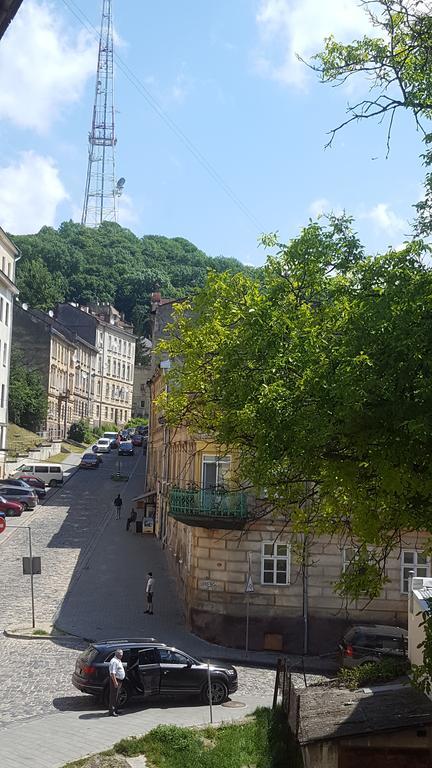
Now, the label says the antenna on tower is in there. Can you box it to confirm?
[81,0,124,227]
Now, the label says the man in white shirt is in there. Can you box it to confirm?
[108,648,125,716]
[145,572,154,614]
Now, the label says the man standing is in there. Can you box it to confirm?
[126,507,137,531]
[114,494,123,520]
[145,571,154,614]
[108,648,125,716]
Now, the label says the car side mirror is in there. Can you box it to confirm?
[186,660,192,667]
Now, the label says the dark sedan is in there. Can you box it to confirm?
[80,453,100,469]
[131,434,143,447]
[118,441,134,456]
[72,640,238,708]
[0,485,37,509]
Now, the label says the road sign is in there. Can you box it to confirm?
[245,574,255,593]
[0,517,5,534]
[22,556,41,575]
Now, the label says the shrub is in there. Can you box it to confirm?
[339,658,410,690]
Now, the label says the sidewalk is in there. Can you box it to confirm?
[1,693,272,768]
[53,453,337,673]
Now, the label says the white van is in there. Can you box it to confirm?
[13,462,64,487]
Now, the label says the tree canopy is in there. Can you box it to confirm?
[9,350,47,432]
[311,0,432,234]
[159,215,432,597]
[10,222,256,335]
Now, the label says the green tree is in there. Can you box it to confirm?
[311,0,432,234]
[15,258,66,311]
[159,216,432,596]
[8,350,47,432]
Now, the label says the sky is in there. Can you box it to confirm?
[0,0,426,266]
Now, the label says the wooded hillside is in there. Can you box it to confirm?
[10,221,255,338]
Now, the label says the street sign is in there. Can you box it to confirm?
[0,517,5,534]
[245,574,255,593]
[22,556,41,575]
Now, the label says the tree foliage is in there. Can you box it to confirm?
[8,350,47,432]
[10,222,256,330]
[159,215,432,594]
[311,0,432,233]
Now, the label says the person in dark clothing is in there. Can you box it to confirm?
[126,507,137,531]
[114,494,123,520]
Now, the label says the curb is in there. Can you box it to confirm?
[4,627,82,641]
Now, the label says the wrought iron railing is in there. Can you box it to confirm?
[169,487,248,520]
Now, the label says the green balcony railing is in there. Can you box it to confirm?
[169,487,248,521]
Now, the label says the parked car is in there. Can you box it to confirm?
[80,453,100,469]
[0,495,24,517]
[109,439,119,450]
[94,438,111,454]
[13,462,63,487]
[72,639,238,708]
[118,441,134,456]
[119,430,129,442]
[0,486,37,510]
[103,431,118,443]
[339,624,408,668]
[7,475,47,500]
[136,426,148,436]
[132,434,143,447]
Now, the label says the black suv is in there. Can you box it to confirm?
[339,624,408,668]
[72,638,238,707]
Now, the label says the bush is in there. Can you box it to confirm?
[338,658,410,690]
[125,417,148,429]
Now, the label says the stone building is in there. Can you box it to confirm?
[144,361,430,654]
[13,303,99,439]
[0,228,19,472]
[55,303,136,427]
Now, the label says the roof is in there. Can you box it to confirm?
[0,0,23,41]
[294,683,432,745]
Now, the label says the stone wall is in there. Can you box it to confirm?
[5,440,63,477]
[165,516,428,653]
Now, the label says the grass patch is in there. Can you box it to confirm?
[32,628,49,635]
[63,441,89,453]
[114,707,295,768]
[338,658,410,690]
[61,750,116,768]
[6,423,44,456]
[46,453,66,463]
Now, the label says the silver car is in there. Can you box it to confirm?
[0,485,37,510]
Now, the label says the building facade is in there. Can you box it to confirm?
[55,303,136,427]
[0,228,19,473]
[145,363,431,654]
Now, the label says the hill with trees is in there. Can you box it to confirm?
[10,221,256,338]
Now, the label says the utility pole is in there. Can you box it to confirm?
[81,0,124,226]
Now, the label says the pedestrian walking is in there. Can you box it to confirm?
[114,493,123,520]
[108,648,125,716]
[126,507,137,531]
[145,571,154,614]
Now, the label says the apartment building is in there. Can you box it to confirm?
[0,228,19,472]
[145,360,430,654]
[55,303,136,426]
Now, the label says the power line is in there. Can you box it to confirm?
[61,0,263,232]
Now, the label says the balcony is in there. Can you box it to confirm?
[169,487,248,529]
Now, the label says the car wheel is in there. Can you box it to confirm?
[201,679,228,705]
[49,479,59,487]
[117,684,130,709]
[6,508,17,517]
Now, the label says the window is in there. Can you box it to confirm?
[202,455,231,489]
[2,342,6,367]
[158,649,190,665]
[138,649,158,665]
[0,384,4,408]
[5,302,9,326]
[0,297,3,322]
[35,466,50,473]
[140,400,145,408]
[401,551,430,593]
[261,542,290,585]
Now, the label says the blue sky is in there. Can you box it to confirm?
[0,0,425,265]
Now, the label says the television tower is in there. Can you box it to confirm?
[81,0,124,227]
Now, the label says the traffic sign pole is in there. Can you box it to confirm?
[245,553,254,658]
[28,526,35,628]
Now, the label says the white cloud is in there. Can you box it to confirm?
[309,198,331,218]
[255,0,371,88]
[117,194,139,227]
[360,202,406,234]
[0,0,96,132]
[0,151,68,233]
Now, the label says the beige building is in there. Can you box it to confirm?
[56,303,136,427]
[145,362,430,654]
[0,228,19,472]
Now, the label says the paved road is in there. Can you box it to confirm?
[0,449,327,766]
